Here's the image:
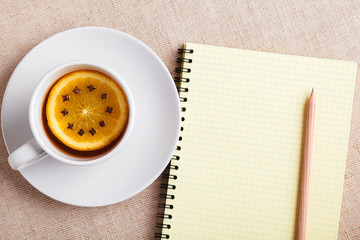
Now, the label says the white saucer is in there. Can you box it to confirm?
[1,27,180,206]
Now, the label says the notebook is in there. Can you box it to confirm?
[156,43,357,240]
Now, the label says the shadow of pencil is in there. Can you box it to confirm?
[293,98,309,240]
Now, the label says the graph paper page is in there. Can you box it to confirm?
[162,43,357,239]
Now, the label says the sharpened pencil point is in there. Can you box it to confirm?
[312,88,314,93]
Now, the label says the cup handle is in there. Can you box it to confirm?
[8,138,48,170]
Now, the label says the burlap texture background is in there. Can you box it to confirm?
[1,0,360,239]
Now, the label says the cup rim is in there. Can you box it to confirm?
[29,60,135,166]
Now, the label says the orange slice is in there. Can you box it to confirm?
[46,70,129,151]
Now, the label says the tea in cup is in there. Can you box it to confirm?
[8,61,135,170]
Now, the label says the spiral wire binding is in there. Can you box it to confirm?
[155,48,193,239]
[174,77,190,83]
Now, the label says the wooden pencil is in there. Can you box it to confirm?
[298,88,316,240]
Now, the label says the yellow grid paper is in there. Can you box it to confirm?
[163,43,357,240]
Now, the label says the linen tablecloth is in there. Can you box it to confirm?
[1,1,360,239]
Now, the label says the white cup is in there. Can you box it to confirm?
[8,61,135,170]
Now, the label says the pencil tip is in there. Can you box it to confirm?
[312,88,314,93]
